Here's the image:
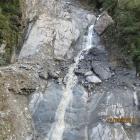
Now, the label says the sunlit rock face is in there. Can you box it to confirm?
[19,0,96,62]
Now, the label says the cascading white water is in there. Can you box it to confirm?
[46,15,101,140]
[86,25,94,49]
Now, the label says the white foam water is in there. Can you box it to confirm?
[46,15,101,140]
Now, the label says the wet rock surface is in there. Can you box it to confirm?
[0,0,140,140]
[29,81,63,139]
[75,31,112,86]
[26,1,140,138]
[62,85,88,140]
[0,0,97,139]
[88,68,140,140]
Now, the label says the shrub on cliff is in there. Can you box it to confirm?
[91,0,140,74]
[0,0,21,65]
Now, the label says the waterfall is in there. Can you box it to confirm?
[46,15,101,140]
[86,25,94,49]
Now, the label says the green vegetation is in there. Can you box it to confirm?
[0,0,21,65]
[91,0,140,75]
[102,0,140,57]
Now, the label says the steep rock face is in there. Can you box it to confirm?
[0,64,39,139]
[0,66,32,140]
[1,0,140,140]
[0,0,97,139]
[87,70,140,140]
[19,0,96,61]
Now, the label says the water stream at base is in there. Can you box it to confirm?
[45,16,101,140]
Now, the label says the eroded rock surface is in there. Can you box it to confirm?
[19,0,96,61]
[0,0,97,139]
[1,0,140,140]
[88,68,140,140]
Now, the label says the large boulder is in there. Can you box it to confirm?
[92,61,112,80]
[94,11,113,35]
